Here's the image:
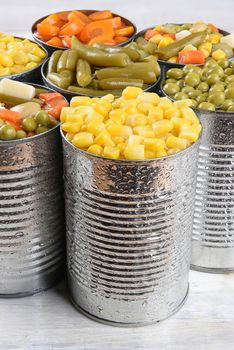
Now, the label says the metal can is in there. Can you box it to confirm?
[63,135,200,326]
[191,110,234,273]
[0,126,65,297]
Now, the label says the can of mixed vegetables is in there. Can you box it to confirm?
[160,58,234,272]
[62,88,201,325]
[0,80,68,296]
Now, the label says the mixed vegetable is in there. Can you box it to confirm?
[45,36,160,96]
[34,10,135,48]
[61,87,201,160]
[135,21,234,64]
[0,79,68,140]
[0,33,46,77]
[162,58,234,111]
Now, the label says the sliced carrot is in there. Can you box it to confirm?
[62,35,72,48]
[79,20,115,43]
[57,11,70,22]
[59,20,84,36]
[44,14,60,25]
[114,36,129,44]
[44,98,68,120]
[208,23,219,32]
[37,22,59,40]
[47,36,63,47]
[109,17,122,29]
[89,10,113,21]
[88,35,115,45]
[68,11,91,25]
[115,26,134,37]
[144,29,159,41]
[39,92,62,102]
[6,120,21,130]
[178,50,205,64]
[0,109,21,125]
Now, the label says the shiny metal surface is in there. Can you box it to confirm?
[0,125,65,297]
[191,110,234,272]
[63,134,200,325]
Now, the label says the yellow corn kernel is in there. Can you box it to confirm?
[101,94,115,103]
[63,113,84,125]
[200,48,210,58]
[112,97,123,109]
[168,56,178,63]
[107,124,132,138]
[112,136,125,144]
[154,25,161,32]
[174,99,194,109]
[180,107,200,124]
[87,121,105,136]
[147,106,164,123]
[95,130,115,147]
[70,96,91,107]
[0,35,14,43]
[124,144,145,160]
[164,107,181,120]
[62,123,81,134]
[0,67,11,76]
[80,124,87,131]
[212,49,226,60]
[171,117,191,135]
[31,46,46,58]
[122,86,143,99]
[149,34,163,44]
[179,125,200,142]
[103,146,120,159]
[133,125,155,137]
[85,111,104,124]
[125,113,147,127]
[72,132,94,148]
[157,97,173,110]
[27,53,42,63]
[117,142,126,154]
[158,37,175,48]
[0,42,6,50]
[10,65,26,74]
[145,150,157,159]
[128,135,144,145]
[25,61,38,70]
[0,53,14,67]
[166,135,189,150]
[122,104,138,115]
[156,149,167,158]
[65,133,75,142]
[92,101,110,118]
[193,123,202,134]
[152,120,173,136]
[167,148,180,155]
[208,33,222,44]
[198,42,212,53]
[137,102,151,115]
[109,109,125,124]
[144,137,165,152]
[87,144,103,156]
[137,92,160,105]
[11,50,28,65]
[183,44,197,51]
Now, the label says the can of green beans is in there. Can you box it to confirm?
[63,133,200,326]
[0,103,65,297]
[191,110,234,272]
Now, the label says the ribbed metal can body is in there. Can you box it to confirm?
[63,137,199,325]
[191,110,234,272]
[0,127,65,297]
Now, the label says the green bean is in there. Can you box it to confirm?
[0,93,37,107]
[47,72,71,90]
[68,85,122,97]
[98,78,144,90]
[76,59,92,87]
[91,43,141,62]
[47,50,63,74]
[65,50,79,71]
[71,36,131,67]
[57,50,69,73]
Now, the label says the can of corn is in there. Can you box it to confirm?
[0,124,65,297]
[63,134,200,326]
[191,110,234,272]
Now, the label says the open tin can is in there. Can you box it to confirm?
[0,84,65,297]
[63,133,200,326]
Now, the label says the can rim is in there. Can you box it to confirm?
[31,10,137,50]
[61,126,201,164]
[0,83,67,146]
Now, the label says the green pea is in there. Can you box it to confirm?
[196,94,208,104]
[36,126,49,134]
[183,64,197,74]
[167,68,184,80]
[227,104,234,112]
[174,92,189,100]
[185,72,200,87]
[22,117,37,132]
[189,99,198,108]
[207,74,220,85]
[208,91,225,106]
[181,86,194,94]
[217,59,229,69]
[176,79,185,88]
[197,82,209,92]
[224,67,233,76]
[35,110,50,126]
[225,87,234,99]
[187,89,200,99]
[0,125,17,140]
[163,83,180,96]
[208,66,224,77]
[204,58,218,68]
[209,83,225,92]
[48,117,59,128]
[221,99,234,110]
[198,102,216,111]
[165,78,177,84]
[16,130,27,139]
[225,74,234,84]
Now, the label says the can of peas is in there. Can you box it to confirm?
[62,102,200,326]
[0,83,66,296]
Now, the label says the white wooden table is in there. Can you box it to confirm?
[0,272,234,350]
[1,0,234,348]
